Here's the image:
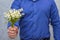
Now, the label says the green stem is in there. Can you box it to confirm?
[11,23,14,28]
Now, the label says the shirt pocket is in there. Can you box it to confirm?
[20,1,34,15]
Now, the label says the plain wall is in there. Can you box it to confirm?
[0,0,60,40]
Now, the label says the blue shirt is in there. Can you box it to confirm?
[8,0,60,40]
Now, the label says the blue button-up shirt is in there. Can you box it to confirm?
[8,0,60,40]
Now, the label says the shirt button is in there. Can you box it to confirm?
[33,0,36,2]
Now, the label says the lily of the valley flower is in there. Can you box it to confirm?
[4,9,23,27]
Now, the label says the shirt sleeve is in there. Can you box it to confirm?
[50,0,60,40]
[7,0,21,28]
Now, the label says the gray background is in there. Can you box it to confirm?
[0,0,60,40]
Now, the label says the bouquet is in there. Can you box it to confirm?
[4,8,23,27]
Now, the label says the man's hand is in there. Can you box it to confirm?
[8,26,18,39]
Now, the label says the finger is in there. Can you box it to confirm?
[8,27,14,31]
[8,33,16,36]
[8,32,17,39]
[8,30,17,34]
[8,35,16,39]
[8,29,18,35]
[9,27,18,31]
[14,26,18,31]
[14,28,17,31]
[8,32,17,37]
[8,30,15,34]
